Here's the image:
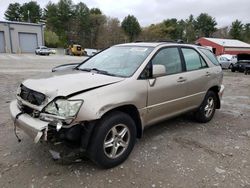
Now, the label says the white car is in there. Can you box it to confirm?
[217,55,236,69]
[49,49,57,54]
[35,46,50,56]
[85,48,99,56]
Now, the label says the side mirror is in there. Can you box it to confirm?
[152,64,166,77]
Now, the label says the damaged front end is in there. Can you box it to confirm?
[10,100,48,143]
[9,84,86,145]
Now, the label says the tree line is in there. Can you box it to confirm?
[4,0,250,49]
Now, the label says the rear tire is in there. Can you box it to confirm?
[88,111,136,168]
[194,91,217,123]
[231,68,235,72]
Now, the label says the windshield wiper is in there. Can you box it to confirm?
[77,68,118,77]
[76,67,91,72]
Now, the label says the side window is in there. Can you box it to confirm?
[199,48,220,66]
[151,47,182,75]
[182,48,207,71]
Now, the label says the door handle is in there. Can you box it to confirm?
[205,72,211,76]
[177,77,187,83]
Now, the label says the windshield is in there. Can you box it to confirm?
[78,46,153,77]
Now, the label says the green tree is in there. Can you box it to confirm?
[89,12,106,48]
[139,23,165,41]
[121,15,141,42]
[44,2,59,32]
[20,1,42,23]
[90,8,102,15]
[71,2,90,46]
[184,14,196,43]
[195,13,217,37]
[229,20,243,40]
[163,19,178,39]
[163,18,185,40]
[97,17,126,48]
[4,3,21,21]
[44,30,59,47]
[56,0,73,46]
[243,23,250,43]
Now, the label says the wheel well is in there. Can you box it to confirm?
[103,105,143,138]
[208,86,220,109]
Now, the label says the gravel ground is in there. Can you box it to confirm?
[0,54,250,188]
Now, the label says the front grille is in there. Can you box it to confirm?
[19,84,46,106]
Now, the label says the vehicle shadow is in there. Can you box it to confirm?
[40,113,208,170]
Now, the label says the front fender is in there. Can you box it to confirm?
[72,79,148,122]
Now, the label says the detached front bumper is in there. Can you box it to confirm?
[10,100,48,143]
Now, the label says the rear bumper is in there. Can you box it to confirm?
[10,100,48,143]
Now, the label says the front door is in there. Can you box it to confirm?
[146,47,188,125]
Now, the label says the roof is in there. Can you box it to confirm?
[0,20,44,27]
[203,37,250,48]
[116,42,200,48]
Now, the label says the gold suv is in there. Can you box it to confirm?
[10,42,224,168]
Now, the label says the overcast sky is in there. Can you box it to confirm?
[0,0,249,27]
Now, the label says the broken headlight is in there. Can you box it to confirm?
[40,99,83,124]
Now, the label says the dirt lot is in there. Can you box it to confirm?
[0,54,250,188]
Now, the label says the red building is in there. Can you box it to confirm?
[196,37,250,56]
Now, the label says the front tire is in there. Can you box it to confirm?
[88,111,136,168]
[194,91,217,123]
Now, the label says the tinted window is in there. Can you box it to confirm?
[199,48,219,65]
[152,47,182,75]
[182,48,207,71]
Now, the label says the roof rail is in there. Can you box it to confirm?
[134,39,186,44]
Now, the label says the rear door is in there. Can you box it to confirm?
[179,47,211,108]
[146,47,188,125]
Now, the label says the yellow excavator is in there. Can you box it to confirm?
[65,44,87,56]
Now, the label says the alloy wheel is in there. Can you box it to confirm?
[204,97,214,118]
[103,124,130,159]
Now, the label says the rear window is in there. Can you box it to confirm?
[182,48,207,71]
[199,48,219,66]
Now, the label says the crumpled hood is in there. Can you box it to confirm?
[22,72,124,98]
